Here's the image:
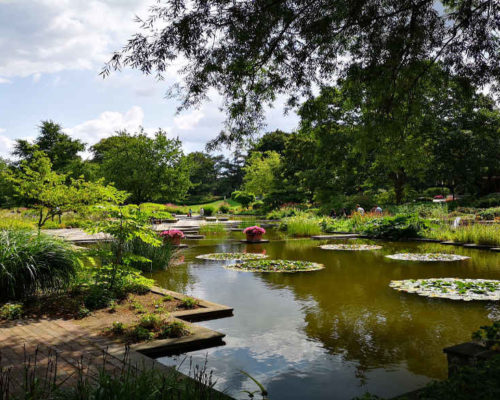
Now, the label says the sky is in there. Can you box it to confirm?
[0,0,299,159]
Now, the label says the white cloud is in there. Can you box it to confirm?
[174,109,205,130]
[0,131,16,158]
[32,73,42,83]
[0,77,11,84]
[0,0,151,78]
[64,106,145,155]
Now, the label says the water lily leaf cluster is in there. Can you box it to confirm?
[390,278,500,301]
[385,253,470,262]
[320,244,382,251]
[226,259,324,273]
[196,253,268,261]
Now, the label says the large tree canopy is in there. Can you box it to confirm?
[104,0,500,146]
[91,129,191,203]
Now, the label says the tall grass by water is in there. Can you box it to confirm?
[280,215,322,236]
[426,223,500,246]
[199,223,226,235]
[0,230,79,301]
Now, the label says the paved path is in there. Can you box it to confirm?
[0,318,129,391]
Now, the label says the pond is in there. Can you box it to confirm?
[151,231,500,400]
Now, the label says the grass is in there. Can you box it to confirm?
[425,223,500,246]
[199,223,226,235]
[0,229,79,301]
[280,214,322,236]
[0,347,226,400]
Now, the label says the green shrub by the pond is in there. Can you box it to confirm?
[0,302,23,320]
[0,229,79,301]
[360,214,430,239]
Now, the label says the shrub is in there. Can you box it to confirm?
[139,313,164,331]
[128,325,155,342]
[160,321,190,338]
[124,237,176,271]
[181,297,199,309]
[231,191,255,208]
[0,230,79,301]
[266,207,301,219]
[110,321,125,335]
[252,200,264,210]
[243,226,266,236]
[203,205,215,216]
[0,302,23,320]
[84,286,113,310]
[218,202,230,213]
[360,214,430,239]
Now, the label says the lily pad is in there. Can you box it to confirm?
[320,244,382,251]
[226,259,324,273]
[390,278,500,301]
[385,253,470,262]
[196,252,268,261]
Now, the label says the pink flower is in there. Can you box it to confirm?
[159,229,185,239]
[243,226,266,235]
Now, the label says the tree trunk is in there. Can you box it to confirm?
[392,170,406,205]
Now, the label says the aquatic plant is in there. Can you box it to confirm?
[196,252,268,261]
[199,223,226,235]
[386,253,470,262]
[226,259,324,273]
[280,215,322,236]
[389,278,500,301]
[320,244,382,251]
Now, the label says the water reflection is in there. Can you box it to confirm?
[153,236,500,399]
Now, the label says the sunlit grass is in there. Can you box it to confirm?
[281,215,322,236]
[426,223,500,246]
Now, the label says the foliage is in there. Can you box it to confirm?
[360,214,430,239]
[8,151,126,231]
[91,129,192,203]
[280,215,322,237]
[266,207,302,220]
[0,347,224,400]
[124,237,176,272]
[472,321,500,350]
[181,297,199,309]
[0,303,23,320]
[105,0,499,148]
[199,223,225,235]
[13,120,85,175]
[0,230,79,301]
[85,205,161,290]
[425,224,500,246]
[417,355,500,400]
[243,151,281,197]
[228,259,324,273]
[203,205,215,216]
[231,191,255,209]
[218,202,230,214]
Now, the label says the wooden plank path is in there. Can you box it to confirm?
[0,317,232,398]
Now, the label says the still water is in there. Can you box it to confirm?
[151,232,500,399]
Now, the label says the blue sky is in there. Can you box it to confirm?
[0,0,299,159]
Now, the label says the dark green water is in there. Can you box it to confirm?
[151,232,500,399]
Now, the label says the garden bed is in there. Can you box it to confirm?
[389,278,500,301]
[225,259,324,273]
[196,252,268,261]
[320,244,382,251]
[385,253,470,262]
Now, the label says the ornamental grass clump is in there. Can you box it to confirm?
[199,223,226,235]
[0,229,79,301]
[280,215,322,236]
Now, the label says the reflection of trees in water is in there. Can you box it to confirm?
[259,259,495,381]
[150,260,197,294]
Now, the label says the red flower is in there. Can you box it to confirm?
[243,226,266,235]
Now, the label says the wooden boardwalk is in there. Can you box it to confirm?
[0,318,132,390]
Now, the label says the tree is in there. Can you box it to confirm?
[243,151,282,197]
[214,150,246,197]
[104,0,500,146]
[231,191,255,209]
[186,152,219,200]
[10,152,127,232]
[0,158,16,207]
[251,130,290,155]
[14,121,85,174]
[91,129,192,204]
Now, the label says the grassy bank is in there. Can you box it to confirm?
[425,224,500,246]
